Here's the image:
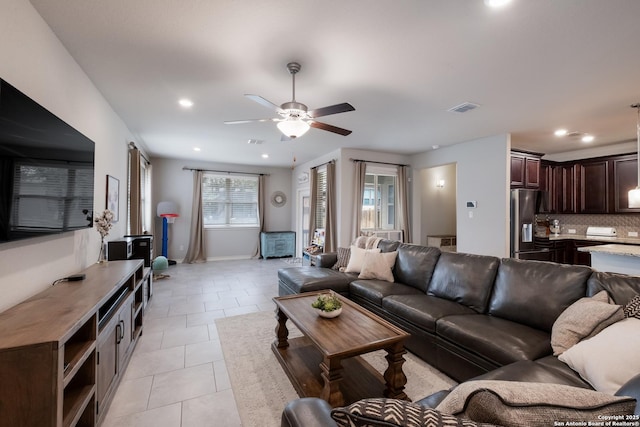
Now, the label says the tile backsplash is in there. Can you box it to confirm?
[537,213,640,236]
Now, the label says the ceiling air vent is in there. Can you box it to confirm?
[247,139,264,145]
[448,102,480,113]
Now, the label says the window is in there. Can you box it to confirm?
[361,169,397,231]
[202,174,258,226]
[314,167,327,229]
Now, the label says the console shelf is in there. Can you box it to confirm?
[0,259,145,427]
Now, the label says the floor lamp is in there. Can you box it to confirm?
[157,201,179,266]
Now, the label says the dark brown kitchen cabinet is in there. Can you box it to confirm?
[558,164,578,213]
[540,161,558,213]
[570,240,604,266]
[511,151,541,189]
[613,154,640,213]
[579,160,609,213]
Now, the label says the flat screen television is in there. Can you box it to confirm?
[0,78,95,243]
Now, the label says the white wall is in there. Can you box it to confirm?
[152,157,293,260]
[0,0,137,312]
[412,135,511,257]
[420,163,457,244]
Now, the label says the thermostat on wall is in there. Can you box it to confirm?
[466,201,477,208]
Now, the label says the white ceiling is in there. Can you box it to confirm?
[29,0,640,167]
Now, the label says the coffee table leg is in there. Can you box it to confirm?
[383,342,408,401]
[274,307,289,349]
[320,356,344,407]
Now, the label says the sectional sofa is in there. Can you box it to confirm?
[277,240,640,426]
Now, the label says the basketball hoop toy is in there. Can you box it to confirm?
[157,201,179,264]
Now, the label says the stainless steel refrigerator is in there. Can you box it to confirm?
[510,189,550,260]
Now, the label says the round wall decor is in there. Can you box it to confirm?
[271,191,287,207]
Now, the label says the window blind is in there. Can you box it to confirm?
[202,174,258,226]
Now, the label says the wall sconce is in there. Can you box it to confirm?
[436,179,445,188]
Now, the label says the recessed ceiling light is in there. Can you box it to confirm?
[582,135,595,143]
[554,129,568,137]
[178,98,194,108]
[484,0,512,7]
[193,147,201,152]
[261,154,269,159]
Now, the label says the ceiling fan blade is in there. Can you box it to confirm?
[224,118,276,125]
[308,103,355,118]
[245,94,284,113]
[309,121,352,136]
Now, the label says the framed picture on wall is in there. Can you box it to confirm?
[106,175,119,223]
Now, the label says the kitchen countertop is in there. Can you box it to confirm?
[543,234,640,245]
[578,244,640,257]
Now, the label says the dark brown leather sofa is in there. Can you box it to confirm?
[277,240,640,426]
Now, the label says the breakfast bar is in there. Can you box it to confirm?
[579,244,640,276]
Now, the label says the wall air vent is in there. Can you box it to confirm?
[247,139,264,145]
[447,102,480,113]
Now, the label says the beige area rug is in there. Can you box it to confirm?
[216,310,456,427]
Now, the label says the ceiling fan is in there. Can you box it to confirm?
[224,62,355,139]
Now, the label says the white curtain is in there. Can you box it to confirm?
[398,165,412,243]
[183,170,207,263]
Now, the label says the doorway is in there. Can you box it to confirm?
[296,189,310,257]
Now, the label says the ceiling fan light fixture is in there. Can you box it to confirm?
[277,119,310,139]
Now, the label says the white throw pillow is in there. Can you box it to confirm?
[344,246,380,274]
[358,251,398,282]
[558,317,640,395]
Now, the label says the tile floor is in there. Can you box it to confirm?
[102,257,298,427]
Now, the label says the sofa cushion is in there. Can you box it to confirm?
[437,314,551,366]
[551,290,624,355]
[587,271,640,305]
[559,317,640,394]
[358,251,398,282]
[488,258,591,332]
[382,295,476,333]
[278,267,355,295]
[392,244,441,292]
[435,380,637,427]
[378,239,402,253]
[428,252,500,313]
[625,294,640,318]
[331,398,497,427]
[470,358,590,389]
[350,280,422,307]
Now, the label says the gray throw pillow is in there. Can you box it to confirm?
[435,380,636,427]
[551,290,624,355]
[332,247,351,271]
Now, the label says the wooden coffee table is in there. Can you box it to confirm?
[272,291,410,407]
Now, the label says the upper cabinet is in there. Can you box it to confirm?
[613,154,640,213]
[510,151,542,189]
[538,152,639,214]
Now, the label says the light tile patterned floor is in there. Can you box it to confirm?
[102,258,298,427]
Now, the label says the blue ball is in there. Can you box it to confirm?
[152,256,169,272]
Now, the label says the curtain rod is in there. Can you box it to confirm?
[128,142,150,164]
[182,167,269,176]
[349,158,409,167]
[310,159,336,170]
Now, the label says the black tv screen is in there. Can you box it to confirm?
[0,78,95,243]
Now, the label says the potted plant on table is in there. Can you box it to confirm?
[311,292,343,318]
